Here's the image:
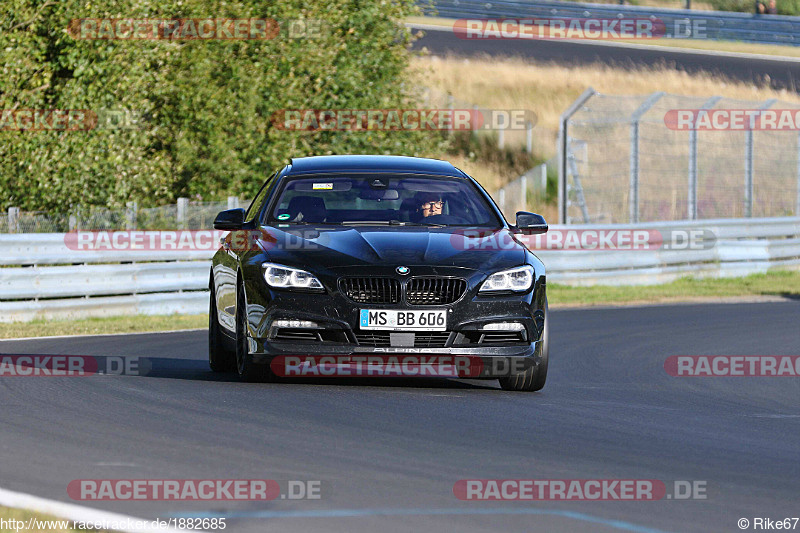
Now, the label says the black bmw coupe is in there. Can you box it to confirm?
[209,155,550,391]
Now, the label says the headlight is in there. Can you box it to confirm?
[479,265,534,293]
[263,263,323,290]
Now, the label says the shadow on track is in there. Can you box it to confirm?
[122,356,502,391]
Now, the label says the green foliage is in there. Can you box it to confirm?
[0,0,440,211]
[708,0,800,14]
[545,164,557,204]
[706,0,749,11]
[775,0,800,15]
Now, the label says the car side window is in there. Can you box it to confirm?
[244,170,278,223]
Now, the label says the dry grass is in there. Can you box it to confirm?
[413,55,800,160]
[444,153,509,192]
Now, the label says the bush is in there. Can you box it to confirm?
[708,0,800,14]
[0,0,441,211]
[707,0,753,12]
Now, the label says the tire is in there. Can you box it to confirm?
[235,284,270,382]
[499,298,549,392]
[209,283,236,373]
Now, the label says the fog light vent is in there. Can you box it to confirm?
[481,322,524,332]
[273,319,319,329]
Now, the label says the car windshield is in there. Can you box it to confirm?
[267,175,503,227]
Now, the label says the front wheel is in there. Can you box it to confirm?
[499,298,549,392]
[235,285,270,382]
[209,283,235,373]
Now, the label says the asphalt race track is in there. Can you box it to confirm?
[411,24,800,90]
[1,301,799,532]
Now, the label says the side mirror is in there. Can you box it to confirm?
[514,211,548,235]
[213,208,246,230]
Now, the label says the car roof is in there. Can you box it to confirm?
[286,155,465,177]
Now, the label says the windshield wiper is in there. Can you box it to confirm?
[340,220,402,226]
[400,221,446,228]
[272,221,340,226]
[340,220,445,228]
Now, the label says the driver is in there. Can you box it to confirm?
[416,192,444,218]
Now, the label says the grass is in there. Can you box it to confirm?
[0,272,796,339]
[0,314,207,339]
[0,506,103,532]
[408,16,800,57]
[443,152,528,197]
[548,270,800,306]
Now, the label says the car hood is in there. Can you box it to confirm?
[256,226,527,273]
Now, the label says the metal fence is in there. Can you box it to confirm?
[2,197,244,233]
[424,0,800,46]
[558,88,800,224]
[496,160,552,217]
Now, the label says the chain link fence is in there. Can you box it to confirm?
[2,198,245,233]
[558,89,800,224]
[495,159,555,219]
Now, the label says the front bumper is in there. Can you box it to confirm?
[250,342,543,379]
[241,264,546,379]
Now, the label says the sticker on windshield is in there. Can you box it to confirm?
[277,213,291,220]
[313,183,333,190]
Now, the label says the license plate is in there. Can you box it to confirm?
[359,309,447,331]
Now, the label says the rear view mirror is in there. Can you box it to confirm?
[514,211,548,235]
[359,189,399,201]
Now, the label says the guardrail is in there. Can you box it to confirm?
[0,233,217,266]
[0,217,798,322]
[533,217,800,283]
[424,0,800,46]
